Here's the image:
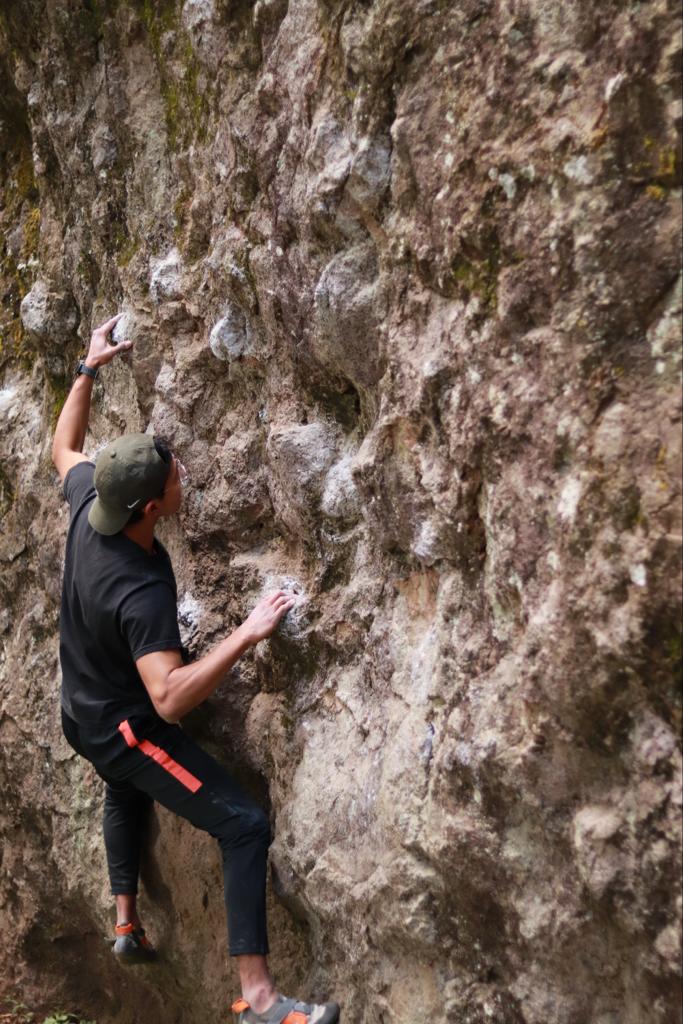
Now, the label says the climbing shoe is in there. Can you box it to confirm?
[231,994,340,1023]
[113,921,157,963]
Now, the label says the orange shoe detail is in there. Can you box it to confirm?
[115,922,135,935]
[282,1014,308,1024]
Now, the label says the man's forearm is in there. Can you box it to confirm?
[161,623,255,721]
[52,314,130,465]
[52,371,95,458]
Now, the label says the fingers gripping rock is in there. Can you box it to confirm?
[261,574,308,641]
[111,311,137,345]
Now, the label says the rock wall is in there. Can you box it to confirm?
[0,1,681,1022]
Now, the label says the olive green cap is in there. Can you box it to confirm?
[88,433,170,535]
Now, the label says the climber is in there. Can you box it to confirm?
[52,313,341,1024]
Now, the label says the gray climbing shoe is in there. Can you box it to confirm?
[113,921,157,963]
[231,994,340,1023]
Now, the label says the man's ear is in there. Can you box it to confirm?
[143,498,161,519]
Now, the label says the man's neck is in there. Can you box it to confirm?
[121,519,157,554]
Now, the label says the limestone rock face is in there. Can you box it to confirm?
[0,2,681,1023]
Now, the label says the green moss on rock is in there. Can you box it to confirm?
[21,207,41,259]
[450,251,499,311]
[0,461,15,518]
[122,0,209,150]
[50,379,70,426]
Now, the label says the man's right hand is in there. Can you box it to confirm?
[137,591,298,722]
[243,590,297,644]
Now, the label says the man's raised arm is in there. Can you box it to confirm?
[52,313,132,483]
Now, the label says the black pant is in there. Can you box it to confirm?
[61,707,270,956]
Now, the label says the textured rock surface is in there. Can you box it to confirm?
[0,1,681,1022]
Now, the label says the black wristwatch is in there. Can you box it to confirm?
[75,360,98,379]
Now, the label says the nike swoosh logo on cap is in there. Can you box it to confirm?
[126,499,141,508]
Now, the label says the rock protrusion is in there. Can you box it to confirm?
[209,305,252,362]
[149,248,184,303]
[19,279,78,345]
[266,420,340,536]
[313,243,387,389]
[321,454,362,524]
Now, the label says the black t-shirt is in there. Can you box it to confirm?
[59,461,182,726]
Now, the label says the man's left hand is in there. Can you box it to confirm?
[85,313,133,369]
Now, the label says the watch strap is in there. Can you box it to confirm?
[76,360,98,379]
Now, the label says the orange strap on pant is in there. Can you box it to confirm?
[118,719,203,793]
